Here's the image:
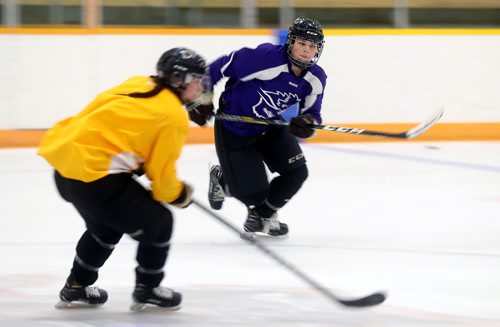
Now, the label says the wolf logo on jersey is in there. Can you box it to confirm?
[252,89,301,118]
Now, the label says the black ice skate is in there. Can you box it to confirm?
[55,282,108,309]
[208,164,225,210]
[243,208,289,237]
[130,284,182,312]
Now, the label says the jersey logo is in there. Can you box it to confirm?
[252,88,301,118]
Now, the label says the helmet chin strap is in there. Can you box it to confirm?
[290,57,313,70]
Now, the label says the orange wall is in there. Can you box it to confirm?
[2,122,499,149]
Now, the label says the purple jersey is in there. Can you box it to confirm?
[209,43,327,136]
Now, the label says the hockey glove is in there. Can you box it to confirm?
[188,103,214,126]
[169,182,193,208]
[290,114,316,138]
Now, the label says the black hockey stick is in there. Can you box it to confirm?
[214,109,444,140]
[192,199,386,308]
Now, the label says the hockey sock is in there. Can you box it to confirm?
[71,230,122,286]
[254,200,277,218]
[135,241,170,287]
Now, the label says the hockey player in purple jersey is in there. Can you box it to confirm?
[191,17,327,237]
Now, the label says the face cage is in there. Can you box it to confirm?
[168,71,206,90]
[184,73,212,93]
[287,35,325,69]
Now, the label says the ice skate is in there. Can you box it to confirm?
[55,282,108,309]
[243,208,289,238]
[208,164,225,210]
[130,284,182,312]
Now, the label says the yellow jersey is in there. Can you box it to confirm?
[38,76,189,203]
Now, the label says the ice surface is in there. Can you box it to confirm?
[1,142,499,326]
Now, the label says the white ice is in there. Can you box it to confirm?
[1,142,499,327]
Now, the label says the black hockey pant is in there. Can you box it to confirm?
[54,171,173,288]
[214,120,309,216]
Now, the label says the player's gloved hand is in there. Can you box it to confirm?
[169,182,193,208]
[290,114,316,138]
[188,103,214,126]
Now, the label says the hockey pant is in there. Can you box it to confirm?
[54,171,173,288]
[214,120,308,216]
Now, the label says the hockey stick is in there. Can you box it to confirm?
[191,199,386,308]
[214,109,444,140]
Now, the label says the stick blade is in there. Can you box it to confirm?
[337,292,387,308]
[405,109,444,139]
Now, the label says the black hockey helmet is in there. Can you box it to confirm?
[286,17,325,69]
[156,47,207,90]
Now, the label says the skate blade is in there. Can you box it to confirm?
[240,231,289,240]
[130,302,181,312]
[55,300,104,309]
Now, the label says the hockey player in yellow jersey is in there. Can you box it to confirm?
[39,47,214,311]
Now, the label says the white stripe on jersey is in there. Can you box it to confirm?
[241,64,289,82]
[108,151,143,174]
[220,51,236,77]
[302,71,323,113]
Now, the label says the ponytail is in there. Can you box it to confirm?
[124,76,166,98]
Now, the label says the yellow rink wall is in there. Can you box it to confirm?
[1,122,499,149]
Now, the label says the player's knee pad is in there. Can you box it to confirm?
[284,164,309,188]
[265,164,308,209]
[132,210,173,245]
[77,230,121,256]
[91,231,122,246]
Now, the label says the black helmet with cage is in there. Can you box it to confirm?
[156,47,207,91]
[286,17,325,69]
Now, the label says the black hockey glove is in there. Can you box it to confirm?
[290,114,316,138]
[169,182,193,208]
[188,103,214,126]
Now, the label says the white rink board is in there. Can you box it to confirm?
[1,33,500,128]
